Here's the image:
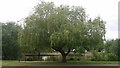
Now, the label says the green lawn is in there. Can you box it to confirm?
[1,60,119,66]
[0,60,2,66]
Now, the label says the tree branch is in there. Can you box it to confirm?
[65,49,71,56]
[52,46,60,51]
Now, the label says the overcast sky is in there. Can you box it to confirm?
[0,0,119,40]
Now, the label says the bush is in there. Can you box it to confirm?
[69,57,74,61]
[107,53,118,61]
[68,56,81,61]
[91,51,107,61]
[77,58,80,61]
[26,57,33,61]
[91,51,118,61]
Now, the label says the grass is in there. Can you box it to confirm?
[2,60,61,66]
[1,60,119,66]
[68,61,118,64]
[0,60,2,66]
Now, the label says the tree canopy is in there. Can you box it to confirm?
[19,1,106,62]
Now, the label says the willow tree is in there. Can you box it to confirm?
[19,1,106,62]
[19,2,55,59]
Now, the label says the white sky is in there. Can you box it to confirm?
[0,0,119,40]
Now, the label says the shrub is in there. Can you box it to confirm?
[91,51,118,61]
[26,57,33,61]
[77,58,80,61]
[68,57,74,61]
[91,51,107,61]
[107,53,118,61]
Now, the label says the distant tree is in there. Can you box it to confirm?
[2,22,21,60]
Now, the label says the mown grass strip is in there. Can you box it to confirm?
[2,60,119,66]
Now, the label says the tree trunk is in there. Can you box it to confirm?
[61,49,70,63]
[38,52,41,60]
[62,54,67,63]
[52,46,71,63]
